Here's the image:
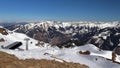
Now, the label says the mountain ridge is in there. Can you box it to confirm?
[3,21,120,53]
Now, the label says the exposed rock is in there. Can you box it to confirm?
[34,32,49,43]
[112,52,116,61]
[79,50,91,55]
[114,46,120,55]
[0,28,8,35]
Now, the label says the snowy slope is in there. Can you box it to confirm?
[0,30,38,49]
[0,44,120,68]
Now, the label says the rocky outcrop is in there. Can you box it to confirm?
[88,27,120,51]
[34,32,49,43]
[114,46,120,55]
[0,28,8,35]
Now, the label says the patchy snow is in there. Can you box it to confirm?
[0,30,120,68]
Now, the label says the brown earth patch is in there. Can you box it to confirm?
[79,50,90,55]
[0,38,5,42]
[0,51,89,68]
[0,28,8,35]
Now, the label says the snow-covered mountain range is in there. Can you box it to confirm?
[0,21,120,68]
[4,21,120,53]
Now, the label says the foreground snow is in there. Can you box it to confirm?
[0,44,120,68]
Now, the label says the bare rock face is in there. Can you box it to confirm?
[115,46,120,55]
[79,50,91,55]
[0,28,8,35]
[34,32,49,43]
[50,34,70,46]
[0,28,8,42]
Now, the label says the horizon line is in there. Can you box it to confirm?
[0,19,119,23]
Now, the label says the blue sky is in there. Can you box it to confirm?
[0,0,120,21]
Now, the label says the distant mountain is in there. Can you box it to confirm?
[0,22,27,27]
[3,21,120,54]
